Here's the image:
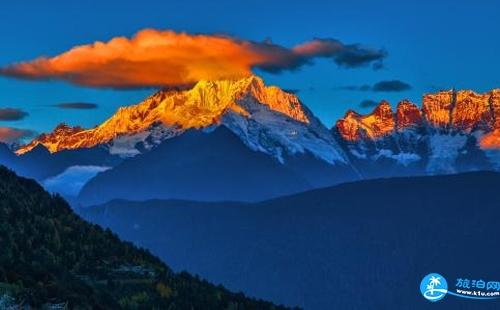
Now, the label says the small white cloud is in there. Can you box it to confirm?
[43,165,110,197]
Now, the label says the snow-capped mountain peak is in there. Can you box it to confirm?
[17,75,348,164]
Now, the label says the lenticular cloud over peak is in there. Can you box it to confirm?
[0,29,386,89]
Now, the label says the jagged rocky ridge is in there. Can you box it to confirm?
[334,89,500,176]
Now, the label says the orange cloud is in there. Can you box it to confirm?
[0,127,35,144]
[0,29,386,89]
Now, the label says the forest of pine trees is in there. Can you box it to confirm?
[0,166,290,309]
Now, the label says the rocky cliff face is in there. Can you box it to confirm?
[395,100,422,130]
[335,89,500,175]
[338,89,500,141]
[421,89,499,132]
[336,101,395,141]
[450,90,493,132]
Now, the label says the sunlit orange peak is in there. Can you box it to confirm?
[16,75,309,154]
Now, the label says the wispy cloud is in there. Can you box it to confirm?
[336,79,412,92]
[372,80,411,92]
[0,108,29,121]
[0,29,387,89]
[53,102,98,109]
[359,99,379,108]
[337,85,371,91]
[283,89,300,94]
[293,38,387,69]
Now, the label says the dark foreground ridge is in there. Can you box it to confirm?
[0,166,289,309]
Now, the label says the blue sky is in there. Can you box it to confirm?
[0,0,499,137]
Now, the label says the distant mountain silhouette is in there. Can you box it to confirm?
[83,172,500,309]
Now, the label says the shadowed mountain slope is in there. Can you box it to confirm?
[78,127,316,205]
[84,172,500,309]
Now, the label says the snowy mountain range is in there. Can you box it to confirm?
[3,75,499,203]
[335,89,500,176]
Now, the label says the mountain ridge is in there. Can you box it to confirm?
[18,80,500,160]
[17,75,348,166]
[6,77,500,202]
[82,171,500,309]
[335,88,500,175]
[18,74,306,153]
[336,88,500,141]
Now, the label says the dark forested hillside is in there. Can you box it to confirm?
[0,166,287,309]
